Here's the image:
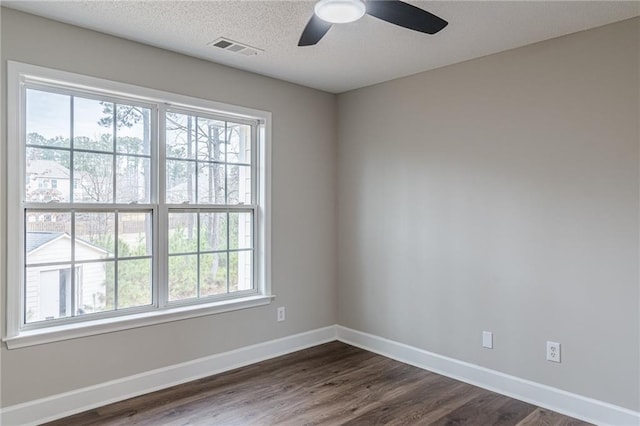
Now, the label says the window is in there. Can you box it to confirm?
[6,62,271,348]
[164,110,255,302]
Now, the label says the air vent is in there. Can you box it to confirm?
[208,37,263,56]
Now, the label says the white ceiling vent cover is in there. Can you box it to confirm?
[208,37,263,56]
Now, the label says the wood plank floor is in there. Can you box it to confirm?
[46,342,592,426]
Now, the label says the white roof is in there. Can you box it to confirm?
[27,160,70,179]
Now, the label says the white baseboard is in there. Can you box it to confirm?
[335,325,640,426]
[0,325,337,426]
[2,325,638,426]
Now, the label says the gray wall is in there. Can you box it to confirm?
[0,8,337,406]
[337,18,639,411]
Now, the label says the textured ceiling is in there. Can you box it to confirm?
[3,1,639,93]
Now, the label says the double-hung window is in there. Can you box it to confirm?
[5,62,271,348]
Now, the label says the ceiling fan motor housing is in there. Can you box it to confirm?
[314,0,366,24]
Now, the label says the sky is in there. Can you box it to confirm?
[26,88,143,142]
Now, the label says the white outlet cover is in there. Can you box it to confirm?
[546,341,561,363]
[482,331,493,349]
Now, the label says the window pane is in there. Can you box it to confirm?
[26,89,70,148]
[118,212,152,257]
[25,265,74,322]
[73,97,114,152]
[25,211,72,264]
[198,163,225,204]
[166,160,195,204]
[168,255,197,301]
[117,258,152,309]
[75,212,115,260]
[74,152,114,203]
[200,253,227,297]
[230,250,252,292]
[227,164,251,205]
[116,155,150,203]
[25,148,70,202]
[200,212,227,251]
[229,212,252,249]
[226,123,251,164]
[197,117,225,162]
[166,112,196,159]
[168,213,197,254]
[77,261,115,315]
[116,104,151,155]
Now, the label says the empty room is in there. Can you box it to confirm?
[0,1,638,425]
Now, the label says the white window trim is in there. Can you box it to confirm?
[4,61,273,349]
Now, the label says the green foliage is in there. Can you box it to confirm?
[73,134,112,152]
[168,226,228,300]
[27,133,69,148]
[27,134,70,163]
[116,256,152,309]
[101,236,152,311]
[117,136,148,155]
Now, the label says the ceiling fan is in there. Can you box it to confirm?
[298,0,448,46]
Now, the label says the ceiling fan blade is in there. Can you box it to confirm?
[298,14,333,46]
[365,0,448,35]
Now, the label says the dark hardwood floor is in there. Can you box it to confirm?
[46,342,592,426]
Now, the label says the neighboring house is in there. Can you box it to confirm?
[25,232,109,322]
[27,158,147,203]
[25,159,72,202]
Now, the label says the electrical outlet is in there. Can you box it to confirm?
[546,341,561,363]
[277,307,285,322]
[482,331,493,349]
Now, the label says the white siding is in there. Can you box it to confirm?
[25,236,108,322]
[77,262,108,313]
[27,237,71,265]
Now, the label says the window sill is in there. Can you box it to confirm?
[3,295,275,349]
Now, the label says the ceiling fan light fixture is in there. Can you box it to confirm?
[314,0,366,24]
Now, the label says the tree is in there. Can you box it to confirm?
[118,108,236,299]
[85,104,151,309]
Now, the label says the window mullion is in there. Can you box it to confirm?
[70,96,75,203]
[157,104,168,309]
[251,123,258,291]
[194,117,199,204]
[70,211,76,318]
[112,103,117,204]
[227,211,230,293]
[114,210,119,310]
[224,121,228,205]
[197,213,201,298]
[22,203,155,211]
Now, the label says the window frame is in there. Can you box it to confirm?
[4,61,272,349]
